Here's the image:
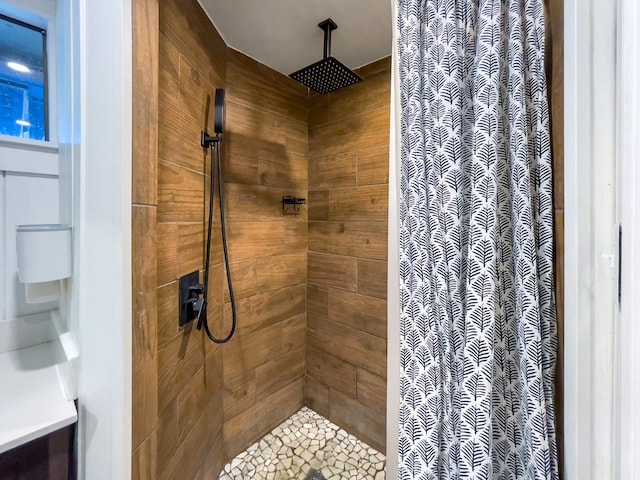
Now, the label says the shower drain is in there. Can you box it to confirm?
[303,469,327,480]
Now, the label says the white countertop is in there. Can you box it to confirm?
[0,341,77,454]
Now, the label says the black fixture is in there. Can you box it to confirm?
[282,196,306,215]
[304,469,328,480]
[196,88,237,344]
[179,271,203,329]
[289,18,363,95]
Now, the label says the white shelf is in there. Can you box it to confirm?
[0,341,77,454]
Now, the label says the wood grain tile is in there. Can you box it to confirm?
[157,399,178,472]
[223,378,304,460]
[177,367,208,442]
[158,160,205,223]
[306,345,357,397]
[203,432,224,480]
[224,100,287,151]
[330,389,385,452]
[133,361,159,452]
[309,92,329,127]
[548,0,564,211]
[157,281,179,349]
[159,409,212,480]
[329,289,387,339]
[132,206,158,362]
[132,429,157,480]
[159,0,226,88]
[354,56,392,78]
[309,107,390,158]
[308,221,387,261]
[222,141,259,185]
[132,0,159,206]
[329,185,388,223]
[308,315,386,378]
[227,49,308,125]
[305,376,330,418]
[328,64,391,122]
[223,322,283,383]
[158,96,206,173]
[307,283,329,318]
[226,284,306,334]
[255,348,305,399]
[356,368,386,417]
[156,223,177,285]
[227,220,307,262]
[223,366,256,422]
[358,146,389,186]
[309,152,357,190]
[176,223,204,277]
[308,252,357,292]
[309,190,329,221]
[132,206,158,449]
[357,259,387,300]
[157,325,203,411]
[158,33,179,105]
[282,313,307,354]
[179,53,210,124]
[225,183,304,223]
[256,253,307,292]
[224,259,257,301]
[258,150,308,190]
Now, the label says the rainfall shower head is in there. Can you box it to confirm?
[289,18,363,95]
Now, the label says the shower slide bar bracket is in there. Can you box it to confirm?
[201,131,220,149]
[282,196,306,215]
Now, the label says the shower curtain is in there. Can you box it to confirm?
[396,1,558,479]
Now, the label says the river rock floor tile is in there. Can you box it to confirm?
[219,406,386,479]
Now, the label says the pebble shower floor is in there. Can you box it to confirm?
[218,407,386,479]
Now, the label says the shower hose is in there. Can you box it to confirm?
[197,138,237,343]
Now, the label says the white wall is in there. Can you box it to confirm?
[0,0,62,345]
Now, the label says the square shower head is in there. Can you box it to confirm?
[289,56,363,95]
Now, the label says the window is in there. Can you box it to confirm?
[0,13,47,141]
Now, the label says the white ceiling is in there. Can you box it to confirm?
[198,0,392,76]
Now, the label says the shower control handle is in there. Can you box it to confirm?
[179,271,205,328]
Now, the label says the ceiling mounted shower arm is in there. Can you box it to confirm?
[319,18,337,59]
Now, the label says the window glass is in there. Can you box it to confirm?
[0,14,47,141]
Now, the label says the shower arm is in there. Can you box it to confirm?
[319,18,337,59]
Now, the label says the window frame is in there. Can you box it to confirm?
[0,12,49,142]
[0,0,58,176]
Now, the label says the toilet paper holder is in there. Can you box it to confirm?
[16,224,72,303]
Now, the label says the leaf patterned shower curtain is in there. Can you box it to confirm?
[396,1,558,479]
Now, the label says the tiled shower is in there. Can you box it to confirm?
[131,0,564,478]
[131,0,390,478]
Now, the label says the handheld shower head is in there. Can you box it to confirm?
[202,88,225,148]
[214,88,224,134]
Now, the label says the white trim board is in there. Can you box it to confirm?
[70,0,132,477]
[614,0,640,475]
[564,0,618,478]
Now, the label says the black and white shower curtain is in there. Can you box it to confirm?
[396,1,558,479]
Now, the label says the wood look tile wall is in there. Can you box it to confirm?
[132,0,227,477]
[133,1,309,474]
[132,0,159,477]
[306,57,391,452]
[221,49,308,461]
